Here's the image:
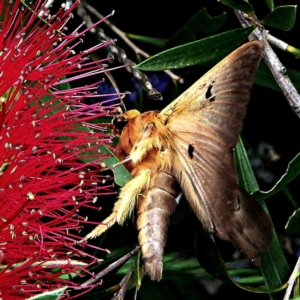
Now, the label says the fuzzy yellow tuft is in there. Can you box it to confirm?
[117,168,151,224]
[130,118,172,164]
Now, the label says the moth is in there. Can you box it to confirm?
[86,41,272,281]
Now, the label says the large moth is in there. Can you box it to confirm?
[87,41,272,281]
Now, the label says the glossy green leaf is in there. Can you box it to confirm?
[286,208,300,234]
[99,144,132,187]
[262,5,297,31]
[28,288,66,300]
[263,0,274,11]
[127,34,168,48]
[167,8,228,48]
[135,27,253,71]
[234,137,290,298]
[220,0,253,14]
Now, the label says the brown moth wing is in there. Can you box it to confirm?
[158,41,272,260]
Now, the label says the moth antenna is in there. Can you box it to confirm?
[101,156,132,171]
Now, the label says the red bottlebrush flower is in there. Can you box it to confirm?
[0,1,121,298]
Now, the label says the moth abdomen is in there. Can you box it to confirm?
[136,171,180,281]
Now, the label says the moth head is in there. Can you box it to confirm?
[112,109,140,136]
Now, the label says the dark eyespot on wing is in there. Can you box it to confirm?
[188,144,194,159]
[205,85,215,102]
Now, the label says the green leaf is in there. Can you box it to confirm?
[262,5,297,31]
[234,136,259,194]
[195,229,232,285]
[220,0,253,14]
[287,68,300,94]
[255,63,300,94]
[260,238,289,297]
[195,228,284,293]
[254,152,300,201]
[135,27,254,71]
[126,34,168,48]
[162,252,208,277]
[263,0,274,11]
[286,208,300,234]
[99,144,132,187]
[28,288,66,300]
[29,81,71,117]
[167,8,228,48]
[138,276,210,300]
[233,137,290,298]
[0,1,13,22]
[255,63,281,92]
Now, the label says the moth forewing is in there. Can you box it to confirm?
[87,41,272,280]
[163,40,272,262]
[160,41,264,135]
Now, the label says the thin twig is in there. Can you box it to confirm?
[266,34,289,51]
[83,3,147,57]
[81,246,140,286]
[77,4,163,100]
[81,1,183,84]
[235,10,300,118]
[111,265,134,300]
[283,255,300,300]
[266,34,300,59]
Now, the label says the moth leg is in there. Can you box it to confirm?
[117,168,151,224]
[85,168,151,239]
[84,200,121,239]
